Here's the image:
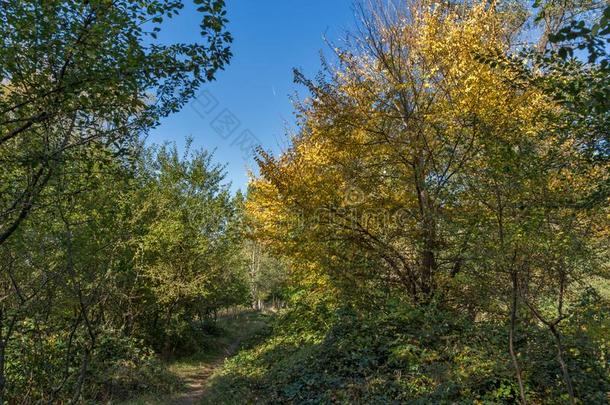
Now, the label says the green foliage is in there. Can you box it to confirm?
[542,2,610,65]
[87,332,182,402]
[0,140,250,402]
[3,327,181,403]
[127,141,249,353]
[0,1,236,398]
[206,297,610,404]
[0,0,232,246]
[245,241,290,306]
[1,1,608,403]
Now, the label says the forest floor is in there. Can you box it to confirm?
[122,311,270,405]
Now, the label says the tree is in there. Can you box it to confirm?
[0,0,232,247]
[130,141,248,353]
[247,1,609,402]
[250,1,542,302]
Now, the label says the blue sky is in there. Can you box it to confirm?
[148,1,356,192]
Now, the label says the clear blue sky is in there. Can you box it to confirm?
[148,1,356,192]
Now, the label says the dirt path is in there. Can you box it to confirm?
[168,337,244,405]
[158,312,267,405]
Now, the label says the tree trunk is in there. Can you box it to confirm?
[0,309,5,405]
[70,348,90,405]
[508,271,527,405]
[549,324,576,404]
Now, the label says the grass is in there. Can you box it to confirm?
[117,310,271,405]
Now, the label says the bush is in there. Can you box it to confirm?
[204,300,610,404]
[89,332,182,402]
[3,325,181,404]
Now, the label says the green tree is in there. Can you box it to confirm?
[131,142,248,353]
[0,0,232,246]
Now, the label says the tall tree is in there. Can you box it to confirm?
[0,0,232,246]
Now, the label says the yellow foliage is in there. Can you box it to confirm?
[247,0,608,302]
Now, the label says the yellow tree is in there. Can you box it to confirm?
[248,1,610,402]
[249,1,548,301]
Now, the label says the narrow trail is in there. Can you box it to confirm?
[168,337,244,404]
[164,312,268,405]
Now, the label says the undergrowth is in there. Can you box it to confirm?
[203,293,610,404]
